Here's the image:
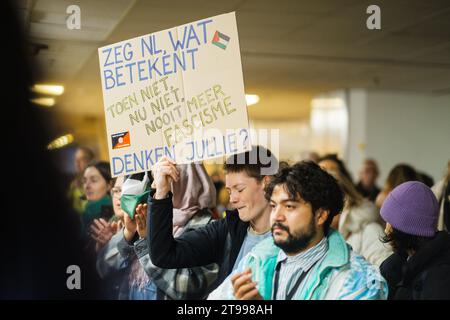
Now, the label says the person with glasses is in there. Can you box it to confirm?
[90,176,125,252]
[96,167,219,300]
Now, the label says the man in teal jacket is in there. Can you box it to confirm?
[210,161,388,300]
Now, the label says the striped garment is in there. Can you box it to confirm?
[274,237,328,300]
[208,230,388,300]
[96,209,219,299]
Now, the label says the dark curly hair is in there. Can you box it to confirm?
[265,161,344,235]
[381,228,430,257]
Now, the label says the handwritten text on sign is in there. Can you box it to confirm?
[98,12,250,177]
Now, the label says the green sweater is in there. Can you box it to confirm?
[82,195,113,235]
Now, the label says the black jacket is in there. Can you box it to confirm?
[380,231,450,300]
[148,192,249,293]
[356,182,380,202]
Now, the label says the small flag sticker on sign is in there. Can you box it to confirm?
[212,31,230,50]
[112,131,131,149]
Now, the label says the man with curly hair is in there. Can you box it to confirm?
[211,161,388,300]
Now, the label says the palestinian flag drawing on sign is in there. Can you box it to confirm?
[212,31,230,50]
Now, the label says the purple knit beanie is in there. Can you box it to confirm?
[380,181,439,237]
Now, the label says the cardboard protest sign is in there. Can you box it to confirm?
[98,12,250,177]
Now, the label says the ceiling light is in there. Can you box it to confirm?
[32,84,64,96]
[245,94,260,106]
[31,97,55,107]
[47,134,74,150]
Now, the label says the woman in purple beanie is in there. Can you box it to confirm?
[379,181,450,299]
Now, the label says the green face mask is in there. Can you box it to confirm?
[120,191,150,219]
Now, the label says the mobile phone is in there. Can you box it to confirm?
[100,205,114,220]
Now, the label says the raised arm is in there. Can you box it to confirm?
[148,192,226,268]
[148,157,227,268]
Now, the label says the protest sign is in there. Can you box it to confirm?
[98,12,250,177]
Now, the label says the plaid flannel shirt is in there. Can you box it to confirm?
[97,209,219,300]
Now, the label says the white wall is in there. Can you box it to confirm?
[309,90,349,158]
[249,119,311,162]
[347,89,368,182]
[346,89,450,185]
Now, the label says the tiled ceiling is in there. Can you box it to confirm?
[21,0,450,120]
[19,0,135,80]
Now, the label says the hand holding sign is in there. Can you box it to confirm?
[153,156,179,199]
[135,203,147,239]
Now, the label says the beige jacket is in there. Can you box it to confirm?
[339,200,392,267]
[432,179,449,232]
